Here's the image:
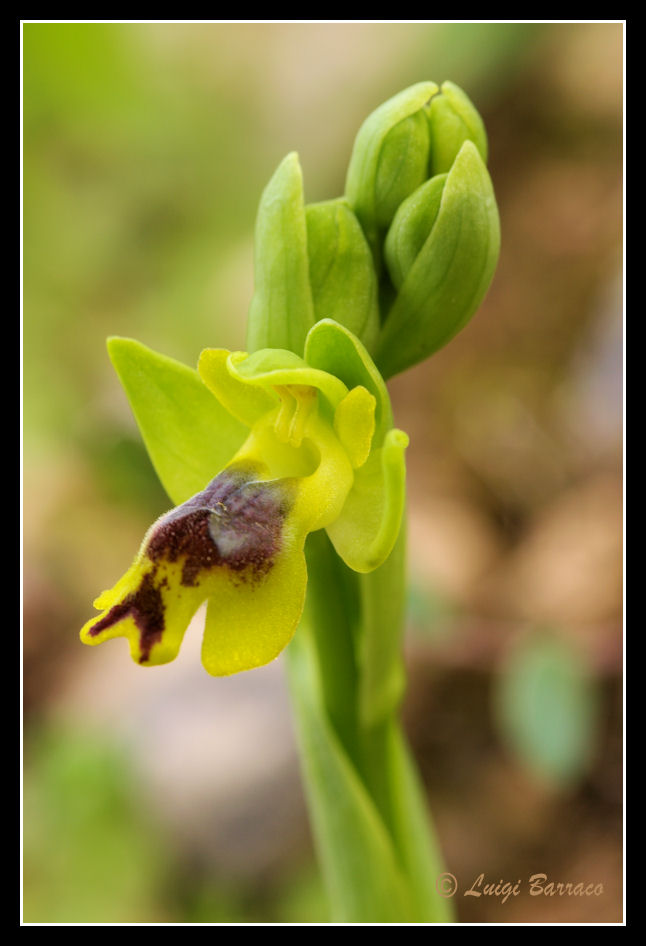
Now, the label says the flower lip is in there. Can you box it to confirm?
[85,463,295,664]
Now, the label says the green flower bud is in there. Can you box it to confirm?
[427,80,488,176]
[247,152,315,356]
[373,110,430,230]
[383,172,447,291]
[376,140,500,379]
[345,81,438,269]
[305,198,380,356]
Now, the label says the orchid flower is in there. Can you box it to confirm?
[80,319,407,676]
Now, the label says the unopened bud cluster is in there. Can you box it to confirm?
[247,81,500,379]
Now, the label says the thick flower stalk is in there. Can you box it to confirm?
[81,322,407,677]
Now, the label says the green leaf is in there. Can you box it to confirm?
[107,337,246,505]
[285,626,415,923]
[384,720,455,922]
[376,140,500,378]
[287,532,453,921]
[305,199,380,355]
[246,152,315,356]
[494,630,600,788]
[356,523,407,727]
[302,529,361,759]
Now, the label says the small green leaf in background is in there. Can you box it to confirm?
[406,580,456,644]
[108,337,247,506]
[23,726,169,923]
[494,629,601,789]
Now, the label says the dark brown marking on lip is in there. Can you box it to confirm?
[88,466,294,660]
[88,570,165,664]
[147,465,293,586]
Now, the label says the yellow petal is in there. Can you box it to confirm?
[198,348,278,427]
[333,385,376,469]
[201,526,307,676]
[326,428,409,573]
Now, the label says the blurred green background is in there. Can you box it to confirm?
[23,22,623,923]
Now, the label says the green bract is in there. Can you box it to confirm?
[246,152,315,357]
[305,198,380,356]
[378,140,500,378]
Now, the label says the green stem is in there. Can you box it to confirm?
[301,529,361,763]
[285,528,454,923]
